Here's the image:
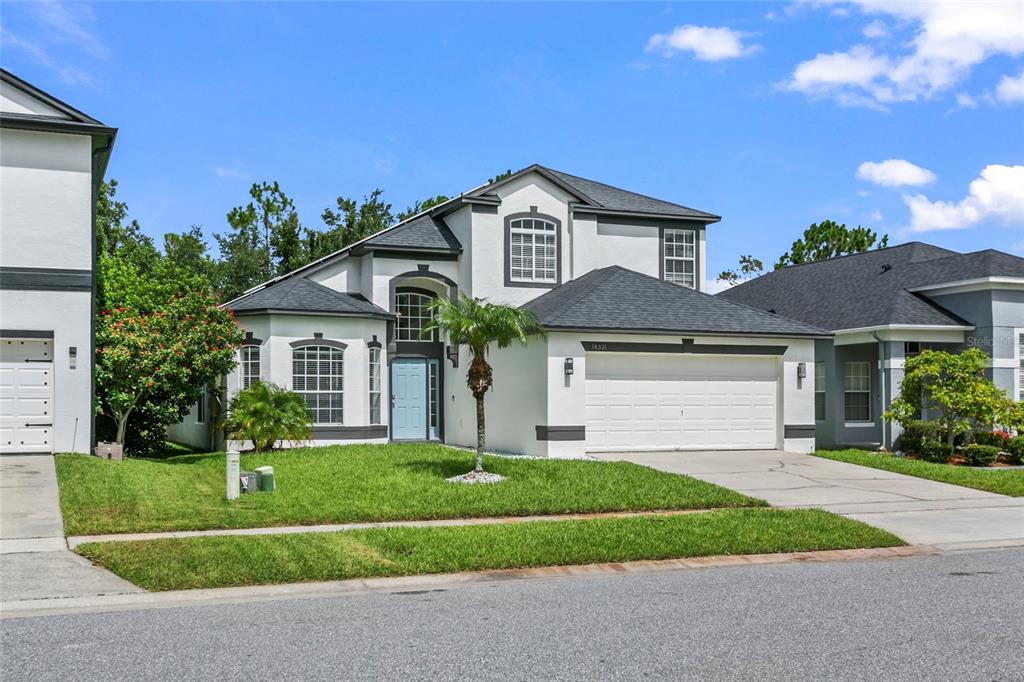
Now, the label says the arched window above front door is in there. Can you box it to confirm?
[395,288,436,342]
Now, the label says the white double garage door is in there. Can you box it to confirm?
[585,353,780,452]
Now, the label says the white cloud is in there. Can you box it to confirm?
[0,1,107,87]
[955,92,977,108]
[33,0,108,60]
[646,25,760,61]
[212,166,250,180]
[869,210,883,222]
[706,278,737,294]
[857,159,936,187]
[904,164,1024,232]
[785,1,1024,107]
[0,29,95,86]
[862,20,887,38]
[995,69,1024,103]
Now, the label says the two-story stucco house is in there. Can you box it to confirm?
[206,164,826,457]
[719,242,1024,450]
[0,70,116,455]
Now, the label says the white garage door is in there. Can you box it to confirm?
[585,353,779,452]
[0,339,54,454]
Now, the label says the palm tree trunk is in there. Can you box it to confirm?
[475,394,485,472]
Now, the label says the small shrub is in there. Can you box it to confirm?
[974,431,1008,448]
[917,440,953,463]
[1004,436,1024,465]
[962,444,1000,467]
[896,420,941,454]
[223,382,312,451]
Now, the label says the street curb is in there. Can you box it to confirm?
[1,544,937,619]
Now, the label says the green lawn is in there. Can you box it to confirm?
[815,450,1024,497]
[74,509,902,591]
[56,444,762,535]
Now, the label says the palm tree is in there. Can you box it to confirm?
[424,295,544,474]
[223,381,312,451]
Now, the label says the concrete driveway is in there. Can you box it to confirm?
[592,450,1024,550]
[1,455,141,603]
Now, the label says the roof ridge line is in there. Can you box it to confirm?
[542,166,717,218]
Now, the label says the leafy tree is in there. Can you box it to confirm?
[164,226,218,289]
[884,348,1015,448]
[223,382,312,451]
[716,255,764,286]
[96,290,243,450]
[317,188,395,255]
[424,295,544,475]
[488,169,513,184]
[775,220,888,269]
[218,181,300,296]
[397,194,450,221]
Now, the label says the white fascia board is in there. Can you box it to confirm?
[833,325,972,347]
[907,277,1024,296]
[835,324,974,335]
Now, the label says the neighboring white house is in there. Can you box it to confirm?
[195,165,826,456]
[0,70,116,454]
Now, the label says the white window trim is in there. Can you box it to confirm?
[509,217,558,284]
[843,361,872,423]
[292,344,345,425]
[1017,328,1023,401]
[395,290,436,342]
[663,228,696,289]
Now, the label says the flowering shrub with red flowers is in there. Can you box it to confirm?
[96,289,243,451]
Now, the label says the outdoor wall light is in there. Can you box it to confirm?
[69,346,77,370]
[564,358,574,376]
[797,362,807,379]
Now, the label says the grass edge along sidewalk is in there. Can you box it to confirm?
[75,508,904,591]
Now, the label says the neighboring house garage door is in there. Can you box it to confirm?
[585,353,779,452]
[0,338,54,454]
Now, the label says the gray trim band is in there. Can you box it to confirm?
[310,425,389,439]
[536,425,586,441]
[1,330,54,339]
[290,338,348,350]
[580,340,788,356]
[784,425,816,439]
[0,267,92,291]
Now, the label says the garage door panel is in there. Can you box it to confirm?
[1,339,54,454]
[585,353,778,452]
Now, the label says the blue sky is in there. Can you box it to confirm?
[3,1,1022,287]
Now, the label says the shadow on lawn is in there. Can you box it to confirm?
[399,458,482,479]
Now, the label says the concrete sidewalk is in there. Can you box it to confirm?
[0,455,141,603]
[593,450,1024,550]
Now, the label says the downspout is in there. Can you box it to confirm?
[871,331,886,449]
[90,139,113,454]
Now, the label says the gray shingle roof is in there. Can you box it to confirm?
[230,277,392,318]
[360,213,462,252]
[716,242,1019,331]
[524,266,826,337]
[541,167,720,220]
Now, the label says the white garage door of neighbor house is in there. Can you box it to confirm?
[0,339,54,454]
[585,353,779,452]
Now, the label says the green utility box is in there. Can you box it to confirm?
[255,466,276,492]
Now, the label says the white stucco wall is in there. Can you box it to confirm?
[219,314,389,449]
[0,129,93,270]
[0,86,67,116]
[444,206,473,298]
[0,290,92,453]
[308,256,363,296]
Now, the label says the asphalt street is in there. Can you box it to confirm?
[3,548,1023,681]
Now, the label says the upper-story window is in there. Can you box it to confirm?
[663,228,696,289]
[396,289,436,342]
[507,214,559,285]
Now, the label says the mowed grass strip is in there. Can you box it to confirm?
[815,450,1024,497]
[74,509,903,591]
[56,444,763,535]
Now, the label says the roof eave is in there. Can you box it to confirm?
[569,204,721,223]
[538,324,831,339]
[232,308,394,320]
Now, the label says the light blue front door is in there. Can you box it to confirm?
[392,359,428,440]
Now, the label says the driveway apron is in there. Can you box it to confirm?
[592,450,1024,550]
[0,455,141,603]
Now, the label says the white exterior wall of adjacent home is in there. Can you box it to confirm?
[0,128,95,454]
